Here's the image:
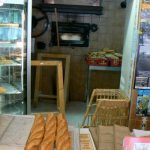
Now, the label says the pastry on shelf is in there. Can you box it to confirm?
[56,113,71,150]
[88,51,105,59]
[0,56,12,64]
[0,87,6,94]
[39,113,56,150]
[103,49,114,53]
[25,114,45,150]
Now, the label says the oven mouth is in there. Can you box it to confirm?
[51,22,90,47]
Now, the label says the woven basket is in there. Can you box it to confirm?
[81,89,130,127]
[91,99,130,126]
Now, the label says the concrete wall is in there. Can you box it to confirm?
[32,0,126,101]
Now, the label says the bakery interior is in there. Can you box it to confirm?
[0,0,150,149]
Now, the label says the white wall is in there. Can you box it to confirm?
[120,0,140,98]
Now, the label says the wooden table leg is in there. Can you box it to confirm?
[57,62,65,114]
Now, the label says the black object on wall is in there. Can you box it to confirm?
[39,4,103,15]
[90,24,98,32]
[32,7,49,38]
[51,22,90,47]
[120,0,127,8]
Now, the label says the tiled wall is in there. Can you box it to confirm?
[33,0,126,101]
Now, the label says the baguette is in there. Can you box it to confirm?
[39,113,56,150]
[25,114,45,150]
[56,113,71,150]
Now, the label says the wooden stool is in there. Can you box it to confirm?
[31,60,65,114]
[37,53,70,105]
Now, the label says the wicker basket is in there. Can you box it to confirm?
[81,89,130,127]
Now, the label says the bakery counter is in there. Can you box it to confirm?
[0,114,80,150]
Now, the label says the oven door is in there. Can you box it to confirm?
[51,22,90,47]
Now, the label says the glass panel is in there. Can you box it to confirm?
[60,33,83,41]
[0,1,27,115]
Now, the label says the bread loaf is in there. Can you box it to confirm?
[39,113,56,150]
[25,114,45,150]
[56,113,71,150]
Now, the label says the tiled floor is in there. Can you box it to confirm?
[31,100,87,127]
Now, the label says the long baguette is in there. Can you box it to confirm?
[25,114,45,150]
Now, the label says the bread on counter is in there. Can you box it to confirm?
[25,114,45,150]
[56,113,71,150]
[39,113,56,150]
[25,113,72,150]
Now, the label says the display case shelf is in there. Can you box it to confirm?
[0,60,21,66]
[0,23,20,27]
[0,42,23,48]
[0,83,21,94]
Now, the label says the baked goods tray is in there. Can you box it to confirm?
[80,128,96,150]
[0,115,80,150]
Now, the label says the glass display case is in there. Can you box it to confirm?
[0,0,31,115]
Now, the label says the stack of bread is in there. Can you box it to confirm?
[25,113,71,150]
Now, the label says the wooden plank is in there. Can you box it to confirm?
[57,62,65,114]
[57,67,59,110]
[38,53,70,59]
[33,65,41,106]
[129,89,138,130]
[64,55,70,104]
[54,8,60,47]
[38,94,57,99]
[31,60,60,66]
